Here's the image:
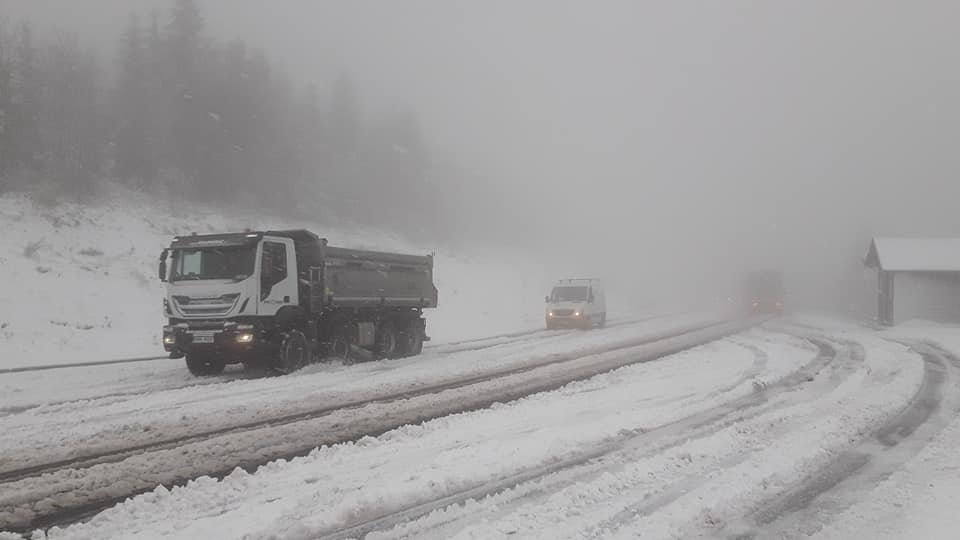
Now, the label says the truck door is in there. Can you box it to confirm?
[257,237,298,316]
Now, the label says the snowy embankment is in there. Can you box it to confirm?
[0,188,565,369]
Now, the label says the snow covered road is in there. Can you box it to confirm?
[0,313,714,473]
[6,316,960,539]
[30,326,835,540]
[0,312,742,531]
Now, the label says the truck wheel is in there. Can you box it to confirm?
[276,330,309,374]
[376,323,400,359]
[599,313,607,327]
[186,354,225,376]
[402,324,424,357]
[330,328,356,365]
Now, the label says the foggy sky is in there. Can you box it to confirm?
[5,0,960,313]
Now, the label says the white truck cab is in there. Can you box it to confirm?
[545,278,606,329]
[161,234,298,321]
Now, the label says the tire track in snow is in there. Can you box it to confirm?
[0,316,663,418]
[0,355,169,375]
[427,315,660,356]
[311,335,843,540]
[725,341,960,540]
[0,318,719,486]
[0,318,755,533]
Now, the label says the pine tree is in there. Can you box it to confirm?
[326,73,362,205]
[115,13,153,184]
[0,25,11,178]
[38,35,105,198]
[5,23,41,174]
[145,9,172,179]
[166,0,206,196]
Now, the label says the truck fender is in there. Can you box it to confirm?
[275,305,307,331]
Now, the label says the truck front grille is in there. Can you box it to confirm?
[173,294,240,317]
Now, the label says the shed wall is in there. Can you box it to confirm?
[893,273,960,324]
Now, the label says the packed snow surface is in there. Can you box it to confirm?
[0,313,716,473]
[37,328,816,539]
[3,311,960,539]
[17,314,958,540]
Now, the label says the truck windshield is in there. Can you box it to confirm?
[551,286,588,302]
[170,246,256,282]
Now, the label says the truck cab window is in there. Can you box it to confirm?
[260,242,287,298]
[178,250,202,278]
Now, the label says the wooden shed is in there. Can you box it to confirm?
[864,238,960,325]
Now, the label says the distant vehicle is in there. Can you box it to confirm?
[158,229,438,375]
[545,278,606,329]
[744,270,784,314]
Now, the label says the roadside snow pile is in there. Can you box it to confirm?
[0,188,553,369]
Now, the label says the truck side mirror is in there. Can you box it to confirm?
[545,295,550,303]
[158,249,168,282]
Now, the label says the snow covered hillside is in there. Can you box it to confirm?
[0,188,563,369]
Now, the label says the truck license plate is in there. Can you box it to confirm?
[193,335,214,344]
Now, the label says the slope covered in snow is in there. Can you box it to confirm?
[0,188,565,369]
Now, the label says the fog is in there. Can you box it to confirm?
[5,0,960,314]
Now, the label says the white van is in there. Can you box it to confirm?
[545,278,606,329]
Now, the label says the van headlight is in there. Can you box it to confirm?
[236,333,255,344]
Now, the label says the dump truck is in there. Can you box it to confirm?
[158,229,438,375]
[744,270,784,314]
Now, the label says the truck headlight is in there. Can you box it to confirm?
[236,333,255,344]
[574,311,581,317]
[163,334,176,345]
[548,311,554,317]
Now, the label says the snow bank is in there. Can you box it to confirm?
[0,187,568,369]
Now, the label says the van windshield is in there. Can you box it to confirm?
[551,286,588,303]
[170,246,256,282]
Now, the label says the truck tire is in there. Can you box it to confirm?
[330,327,357,365]
[599,313,607,327]
[276,330,309,374]
[401,324,424,357]
[186,354,225,376]
[376,323,400,359]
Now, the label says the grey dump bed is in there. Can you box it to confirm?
[251,229,438,311]
[321,245,438,309]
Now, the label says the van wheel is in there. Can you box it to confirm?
[186,354,225,376]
